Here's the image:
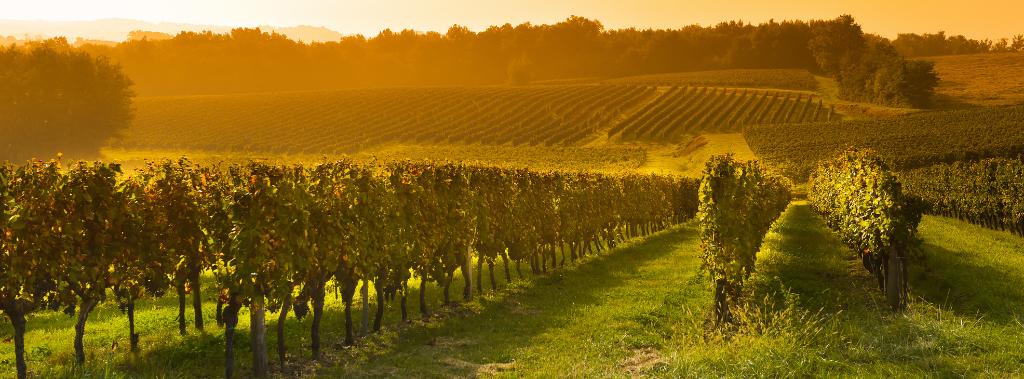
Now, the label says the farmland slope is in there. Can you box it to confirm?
[745,104,1024,180]
[928,52,1024,108]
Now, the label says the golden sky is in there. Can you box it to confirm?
[4,0,1022,40]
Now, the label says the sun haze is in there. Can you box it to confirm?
[3,0,1022,40]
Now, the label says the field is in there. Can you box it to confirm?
[102,144,651,174]
[4,203,1022,378]
[603,69,820,91]
[117,83,837,158]
[120,85,657,154]
[928,52,1024,108]
[610,87,831,142]
[744,104,1024,180]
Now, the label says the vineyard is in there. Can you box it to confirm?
[809,148,925,310]
[900,158,1024,236]
[609,86,831,141]
[745,104,1024,180]
[697,155,791,322]
[603,69,819,91]
[107,144,652,176]
[120,85,657,154]
[0,157,698,379]
[115,83,835,157]
[6,15,1024,379]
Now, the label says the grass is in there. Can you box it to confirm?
[603,69,819,91]
[3,202,1022,378]
[928,52,1024,108]
[100,143,649,174]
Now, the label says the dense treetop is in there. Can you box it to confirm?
[0,39,135,162]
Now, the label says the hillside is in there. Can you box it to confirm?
[744,104,1024,180]
[120,85,654,154]
[115,83,834,157]
[928,52,1024,108]
[609,86,831,142]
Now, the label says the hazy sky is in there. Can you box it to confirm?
[4,0,1022,40]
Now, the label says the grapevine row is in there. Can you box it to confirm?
[0,157,699,379]
[609,87,823,142]
[697,154,792,323]
[808,148,925,311]
[744,104,1024,181]
[900,158,1024,236]
[122,85,650,155]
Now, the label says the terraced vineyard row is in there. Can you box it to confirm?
[603,69,819,91]
[121,85,657,155]
[609,87,828,142]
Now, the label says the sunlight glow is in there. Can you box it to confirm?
[1,0,1021,40]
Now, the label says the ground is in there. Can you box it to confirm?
[928,52,1024,108]
[4,201,1021,378]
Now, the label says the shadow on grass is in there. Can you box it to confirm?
[686,201,1024,377]
[12,222,701,378]
[912,242,1024,322]
[330,222,703,378]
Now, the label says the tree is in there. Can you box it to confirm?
[0,37,135,162]
[809,15,866,78]
[840,42,938,108]
[507,55,532,85]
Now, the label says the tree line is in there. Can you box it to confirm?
[890,31,1024,58]
[1,15,933,100]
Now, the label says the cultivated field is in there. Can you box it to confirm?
[121,85,655,154]
[744,104,1024,179]
[118,83,833,157]
[610,86,831,141]
[929,52,1024,108]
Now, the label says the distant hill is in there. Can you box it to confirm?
[0,18,345,44]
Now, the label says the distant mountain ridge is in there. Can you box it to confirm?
[0,18,347,43]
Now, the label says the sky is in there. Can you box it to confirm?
[3,0,1022,41]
